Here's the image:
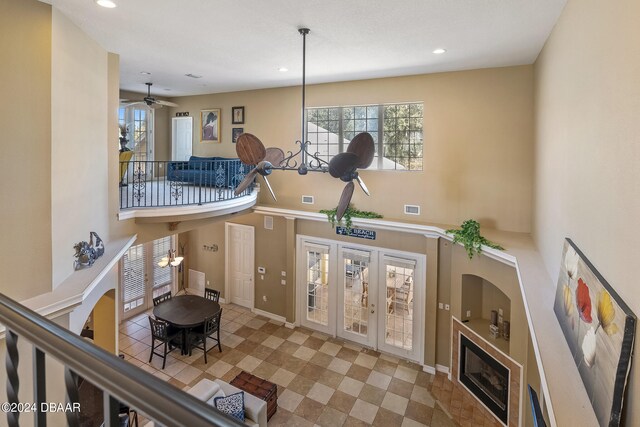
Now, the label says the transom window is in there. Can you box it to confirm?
[306,103,423,171]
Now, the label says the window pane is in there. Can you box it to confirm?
[305,102,422,171]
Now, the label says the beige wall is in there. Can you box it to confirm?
[168,66,534,232]
[50,8,110,287]
[533,0,640,422]
[0,0,52,300]
[93,290,116,353]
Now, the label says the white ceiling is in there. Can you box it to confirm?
[44,0,566,97]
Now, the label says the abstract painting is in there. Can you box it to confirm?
[553,239,636,426]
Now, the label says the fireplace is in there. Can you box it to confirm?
[459,334,509,424]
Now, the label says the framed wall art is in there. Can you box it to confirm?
[232,106,244,124]
[553,238,636,426]
[232,127,244,143]
[200,109,221,143]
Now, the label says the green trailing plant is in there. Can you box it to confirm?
[320,205,383,232]
[446,219,504,259]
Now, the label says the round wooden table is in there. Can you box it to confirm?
[153,295,220,327]
[153,295,221,354]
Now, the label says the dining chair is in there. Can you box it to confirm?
[188,309,223,363]
[152,291,172,306]
[204,287,220,302]
[148,316,181,369]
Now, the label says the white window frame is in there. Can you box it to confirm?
[305,102,424,171]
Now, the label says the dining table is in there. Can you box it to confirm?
[152,294,221,355]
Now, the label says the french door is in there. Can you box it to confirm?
[297,236,425,362]
[337,247,377,347]
[121,236,175,320]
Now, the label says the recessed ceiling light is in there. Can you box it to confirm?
[278,67,289,72]
[433,48,447,54]
[140,71,151,75]
[185,73,203,79]
[96,0,117,8]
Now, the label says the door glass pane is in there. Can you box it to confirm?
[122,244,145,313]
[306,249,329,326]
[343,253,370,336]
[385,264,414,350]
[152,236,173,288]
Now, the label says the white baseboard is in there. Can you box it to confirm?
[436,364,450,374]
[285,322,296,329]
[422,365,436,374]
[252,308,286,323]
[219,297,226,304]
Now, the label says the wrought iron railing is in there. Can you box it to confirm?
[119,159,255,209]
[0,293,243,427]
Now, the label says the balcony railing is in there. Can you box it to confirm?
[0,293,243,427]
[119,159,255,210]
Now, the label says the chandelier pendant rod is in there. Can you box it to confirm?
[299,28,310,168]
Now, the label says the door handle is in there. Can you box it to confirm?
[371,309,375,314]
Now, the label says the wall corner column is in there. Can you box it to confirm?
[424,234,439,368]
[285,216,297,323]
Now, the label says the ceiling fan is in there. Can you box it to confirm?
[233,28,374,221]
[120,82,179,108]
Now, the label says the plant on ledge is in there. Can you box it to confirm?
[320,205,383,232]
[446,219,504,259]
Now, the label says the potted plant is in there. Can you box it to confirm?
[446,219,504,259]
[320,205,382,233]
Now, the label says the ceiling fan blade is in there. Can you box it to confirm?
[156,99,179,108]
[336,181,355,221]
[236,133,266,165]
[120,100,145,106]
[355,175,370,196]
[264,147,285,167]
[233,169,258,195]
[261,176,277,201]
[328,152,358,178]
[347,132,375,169]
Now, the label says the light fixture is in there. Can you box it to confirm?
[278,67,289,72]
[185,73,203,79]
[433,48,447,54]
[96,0,117,8]
[157,249,183,268]
[140,71,151,75]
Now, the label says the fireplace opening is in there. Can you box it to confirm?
[459,334,509,424]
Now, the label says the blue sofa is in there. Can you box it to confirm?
[167,156,249,188]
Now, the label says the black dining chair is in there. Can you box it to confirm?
[204,288,220,302]
[152,291,172,306]
[148,316,181,369]
[188,309,222,364]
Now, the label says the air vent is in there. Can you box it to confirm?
[264,216,274,230]
[404,205,421,215]
[301,195,314,204]
[184,73,203,79]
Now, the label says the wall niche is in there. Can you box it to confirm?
[460,274,511,354]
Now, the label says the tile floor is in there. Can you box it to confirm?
[119,302,499,426]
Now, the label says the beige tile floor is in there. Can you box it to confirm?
[119,302,467,426]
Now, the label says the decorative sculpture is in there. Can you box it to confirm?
[73,232,105,270]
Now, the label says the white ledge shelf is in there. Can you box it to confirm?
[17,235,136,322]
[253,205,598,427]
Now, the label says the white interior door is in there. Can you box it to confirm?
[226,223,255,309]
[337,247,377,347]
[171,117,193,161]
